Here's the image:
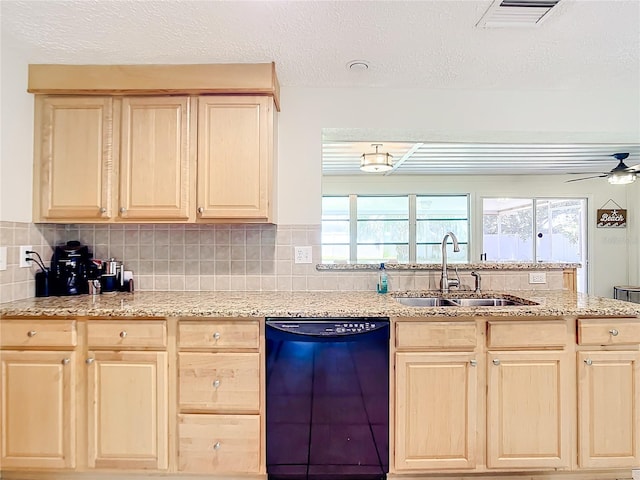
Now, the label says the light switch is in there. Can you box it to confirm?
[0,246,7,271]
[294,246,312,264]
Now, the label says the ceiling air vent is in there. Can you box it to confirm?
[476,0,561,27]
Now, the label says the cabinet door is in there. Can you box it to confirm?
[87,351,168,470]
[395,352,478,470]
[487,351,570,469]
[34,96,113,221]
[0,351,75,469]
[578,351,640,468]
[119,96,194,220]
[197,96,273,221]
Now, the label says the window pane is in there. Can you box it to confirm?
[357,196,408,220]
[322,196,350,219]
[357,244,409,264]
[322,244,350,264]
[417,244,469,263]
[417,196,467,219]
[358,220,409,243]
[535,199,584,263]
[482,198,534,262]
[321,220,350,244]
[417,219,468,243]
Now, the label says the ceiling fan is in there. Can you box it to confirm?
[566,153,639,185]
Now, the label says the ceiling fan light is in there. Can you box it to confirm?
[607,172,637,185]
[360,145,393,173]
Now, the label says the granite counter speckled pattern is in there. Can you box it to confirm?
[316,262,580,271]
[1,290,638,319]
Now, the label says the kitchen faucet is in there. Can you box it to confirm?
[440,232,460,293]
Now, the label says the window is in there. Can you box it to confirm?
[322,194,469,264]
[482,197,587,292]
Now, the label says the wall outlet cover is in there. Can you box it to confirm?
[294,246,313,264]
[0,246,7,271]
[529,272,547,284]
[19,245,33,268]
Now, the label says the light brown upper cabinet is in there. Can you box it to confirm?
[197,96,274,222]
[30,63,280,224]
[119,96,195,221]
[33,96,114,221]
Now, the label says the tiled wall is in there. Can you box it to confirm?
[0,221,564,303]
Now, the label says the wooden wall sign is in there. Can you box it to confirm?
[597,208,627,228]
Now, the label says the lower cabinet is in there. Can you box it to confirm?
[86,350,168,470]
[0,350,76,469]
[486,350,570,469]
[178,414,260,473]
[395,352,478,470]
[577,351,640,468]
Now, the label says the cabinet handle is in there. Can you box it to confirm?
[492,359,500,366]
[198,207,204,214]
[213,332,221,340]
[584,358,593,366]
[27,330,37,337]
[119,207,126,214]
[212,379,221,389]
[212,441,221,450]
[99,207,107,214]
[609,329,619,336]
[86,358,95,365]
[61,358,70,365]
[470,360,477,367]
[120,331,127,338]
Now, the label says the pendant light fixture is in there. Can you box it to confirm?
[360,144,393,173]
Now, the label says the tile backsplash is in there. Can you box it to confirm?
[0,221,564,303]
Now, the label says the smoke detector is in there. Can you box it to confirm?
[477,0,562,27]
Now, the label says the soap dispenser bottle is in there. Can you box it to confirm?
[377,263,388,294]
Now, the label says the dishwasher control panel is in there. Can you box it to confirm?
[266,318,389,336]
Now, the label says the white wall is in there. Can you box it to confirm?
[0,38,34,221]
[1,49,638,296]
[278,87,640,297]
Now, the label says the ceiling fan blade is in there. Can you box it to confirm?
[565,175,608,183]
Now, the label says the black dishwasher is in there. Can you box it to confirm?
[266,317,390,480]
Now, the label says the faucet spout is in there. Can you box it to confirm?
[440,232,460,293]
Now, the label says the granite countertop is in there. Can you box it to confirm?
[316,262,580,271]
[1,290,639,319]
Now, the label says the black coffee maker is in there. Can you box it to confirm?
[51,241,94,295]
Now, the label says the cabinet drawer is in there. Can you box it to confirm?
[87,320,167,348]
[578,318,640,345]
[179,320,259,350]
[396,321,477,350]
[0,319,76,347]
[488,320,567,349]
[179,352,260,412]
[178,414,260,474]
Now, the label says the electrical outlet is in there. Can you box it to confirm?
[0,247,7,271]
[294,246,312,264]
[19,245,33,268]
[529,272,547,284]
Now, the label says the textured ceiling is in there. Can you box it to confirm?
[2,0,639,178]
[1,0,639,91]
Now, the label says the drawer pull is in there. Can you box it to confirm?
[212,379,221,389]
[470,359,477,367]
[609,329,619,336]
[62,358,70,365]
[120,331,127,338]
[492,359,500,366]
[198,207,204,214]
[27,330,37,337]
[584,358,593,366]
[213,332,221,340]
[212,441,221,450]
[86,358,95,365]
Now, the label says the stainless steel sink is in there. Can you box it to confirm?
[393,297,459,307]
[393,295,534,307]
